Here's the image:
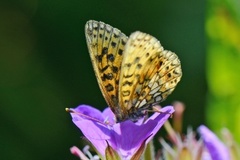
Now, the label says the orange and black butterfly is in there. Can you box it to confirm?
[85,20,182,122]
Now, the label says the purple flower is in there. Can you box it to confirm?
[198,125,230,160]
[68,104,174,159]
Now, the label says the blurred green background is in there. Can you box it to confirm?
[206,0,240,143]
[0,0,239,159]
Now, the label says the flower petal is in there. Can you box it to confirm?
[72,104,105,122]
[70,105,113,156]
[109,106,174,159]
[72,118,111,156]
[102,107,116,125]
[69,105,174,159]
[111,120,153,159]
[198,125,230,160]
[145,106,175,143]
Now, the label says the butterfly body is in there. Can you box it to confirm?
[85,20,182,122]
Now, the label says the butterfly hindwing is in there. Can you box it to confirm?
[119,31,182,118]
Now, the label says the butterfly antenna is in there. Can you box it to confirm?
[65,108,107,125]
[152,106,173,118]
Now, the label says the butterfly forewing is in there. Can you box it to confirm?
[85,20,128,114]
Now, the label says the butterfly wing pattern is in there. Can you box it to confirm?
[85,20,128,117]
[85,20,182,122]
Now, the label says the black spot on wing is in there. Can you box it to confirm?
[137,64,142,69]
[105,84,114,92]
[111,42,117,48]
[112,66,118,73]
[123,80,133,86]
[107,54,114,62]
[102,47,108,55]
[118,49,123,55]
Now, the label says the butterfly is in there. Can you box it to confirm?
[85,20,182,122]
